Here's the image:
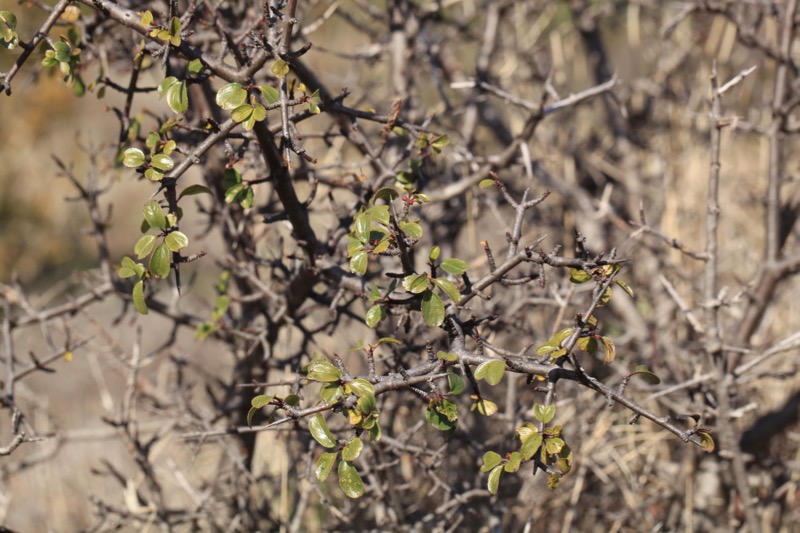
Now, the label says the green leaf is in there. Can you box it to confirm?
[151,153,174,171]
[187,59,203,74]
[504,451,522,473]
[134,234,156,259]
[547,473,560,489]
[341,437,364,462]
[399,221,423,239]
[271,59,290,79]
[440,258,468,276]
[144,168,164,182]
[437,351,458,362]
[374,337,401,346]
[320,383,344,404]
[140,10,153,27]
[481,451,502,472]
[421,290,445,327]
[520,432,543,461]
[166,79,188,114]
[0,11,17,29]
[240,188,255,209]
[356,394,376,416]
[403,273,429,294]
[365,205,390,225]
[631,365,661,385]
[365,304,385,328]
[533,404,556,424]
[353,212,371,243]
[246,395,273,427]
[349,379,375,398]
[122,148,146,168]
[308,413,336,448]
[429,246,441,262]
[260,85,279,104]
[545,437,565,455]
[447,369,465,394]
[615,278,635,298]
[178,184,213,199]
[474,360,505,386]
[487,465,503,495]
[168,16,181,46]
[425,399,458,431]
[165,231,189,252]
[132,280,148,315]
[157,76,178,98]
[338,460,365,498]
[479,178,495,189]
[315,452,337,481]
[349,250,368,275]
[224,183,246,204]
[569,268,592,283]
[372,187,399,204]
[143,200,166,230]
[430,134,449,153]
[433,278,461,303]
[216,82,247,110]
[149,244,171,278]
[161,140,177,156]
[471,397,498,416]
[308,360,343,383]
[231,103,254,123]
[368,283,381,302]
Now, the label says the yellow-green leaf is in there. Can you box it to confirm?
[315,452,337,481]
[149,243,171,278]
[271,59,289,79]
[132,280,148,315]
[338,460,364,498]
[308,413,336,448]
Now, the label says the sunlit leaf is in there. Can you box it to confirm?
[447,369,464,394]
[308,360,343,383]
[365,304,385,327]
[271,59,290,79]
[601,336,616,364]
[260,85,279,104]
[338,460,365,498]
[151,153,174,171]
[487,465,503,495]
[399,221,423,239]
[533,404,556,424]
[480,450,502,472]
[216,82,247,110]
[143,200,166,230]
[178,184,212,199]
[520,432,543,461]
[631,365,661,385]
[165,231,189,252]
[246,395,273,427]
[440,258,468,276]
[569,268,592,283]
[349,379,375,398]
[504,451,522,473]
[698,431,715,453]
[433,278,461,303]
[403,273,429,294]
[315,452,337,481]
[166,79,188,114]
[122,148,145,168]
[615,278,635,298]
[474,360,505,386]
[132,280,148,315]
[437,351,458,362]
[421,290,445,327]
[349,250,368,275]
[149,243,171,278]
[308,413,336,448]
[341,437,364,462]
[429,246,441,262]
[479,178,495,189]
[134,234,156,259]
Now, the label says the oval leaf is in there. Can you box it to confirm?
[149,244,171,278]
[216,82,247,110]
[481,450,502,472]
[487,465,503,495]
[533,404,556,424]
[122,148,145,168]
[166,79,188,114]
[474,360,505,386]
[308,413,336,448]
[338,460,365,499]
[341,437,364,462]
[151,153,174,171]
[421,290,445,327]
[365,304,385,328]
[165,231,189,252]
[132,280,148,315]
[179,184,213,199]
[315,452,337,481]
[134,234,156,259]
[440,258,468,276]
[143,200,166,230]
